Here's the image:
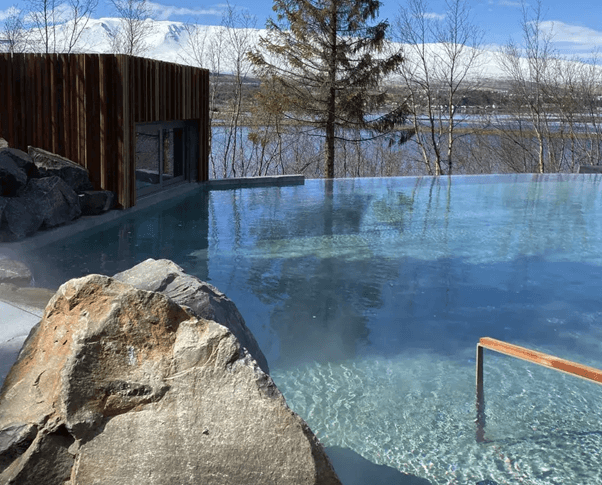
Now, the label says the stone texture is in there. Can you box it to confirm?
[0,148,40,180]
[1,195,44,240]
[0,138,8,149]
[28,146,93,194]
[20,176,81,228]
[0,259,32,287]
[0,156,27,197]
[0,197,6,232]
[114,258,270,374]
[0,274,341,485]
[78,190,115,216]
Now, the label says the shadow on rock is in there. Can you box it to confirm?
[326,446,433,485]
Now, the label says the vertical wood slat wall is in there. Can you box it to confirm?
[0,53,209,208]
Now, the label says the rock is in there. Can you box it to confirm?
[114,258,270,375]
[0,148,40,180]
[0,197,6,231]
[78,190,115,215]
[28,146,94,193]
[0,274,341,485]
[0,155,27,197]
[0,138,8,149]
[1,177,81,239]
[578,165,602,174]
[20,176,81,228]
[0,259,32,287]
[1,196,44,239]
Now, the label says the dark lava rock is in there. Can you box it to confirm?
[0,148,39,180]
[28,146,93,194]
[0,156,27,197]
[0,197,6,228]
[78,190,115,216]
[20,177,81,228]
[1,196,44,239]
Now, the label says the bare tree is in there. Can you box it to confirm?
[217,5,257,178]
[497,0,555,173]
[1,6,29,53]
[180,22,224,177]
[181,5,257,178]
[24,0,97,53]
[394,0,483,175]
[108,0,153,56]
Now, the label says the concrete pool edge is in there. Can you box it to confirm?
[0,175,305,253]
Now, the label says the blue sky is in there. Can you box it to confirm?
[1,0,601,56]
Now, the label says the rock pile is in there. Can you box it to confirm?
[0,263,342,485]
[0,139,115,241]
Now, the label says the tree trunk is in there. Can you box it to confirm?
[325,3,337,179]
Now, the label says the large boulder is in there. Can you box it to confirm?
[0,156,27,197]
[0,274,341,485]
[20,176,81,228]
[0,148,39,180]
[114,259,270,374]
[78,190,115,216]
[1,195,44,239]
[28,146,94,194]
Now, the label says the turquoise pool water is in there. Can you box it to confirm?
[22,174,602,484]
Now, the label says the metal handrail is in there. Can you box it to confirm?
[475,337,602,443]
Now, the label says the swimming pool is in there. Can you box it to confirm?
[20,174,602,484]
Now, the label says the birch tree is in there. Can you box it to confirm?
[1,6,29,53]
[182,5,257,178]
[394,0,482,175]
[24,0,98,53]
[497,0,555,173]
[108,0,153,56]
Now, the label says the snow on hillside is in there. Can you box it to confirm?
[12,17,595,83]
[21,17,266,72]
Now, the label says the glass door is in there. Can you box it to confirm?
[135,122,188,197]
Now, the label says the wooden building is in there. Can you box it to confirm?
[0,53,210,208]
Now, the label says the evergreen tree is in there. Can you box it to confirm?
[248,0,405,178]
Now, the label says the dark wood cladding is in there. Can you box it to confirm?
[0,53,209,208]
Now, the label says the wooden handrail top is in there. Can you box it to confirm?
[479,337,602,385]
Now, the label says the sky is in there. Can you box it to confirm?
[0,0,601,57]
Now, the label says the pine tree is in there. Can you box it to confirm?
[248,0,404,178]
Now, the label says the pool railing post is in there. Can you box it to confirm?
[475,337,602,444]
[476,343,486,443]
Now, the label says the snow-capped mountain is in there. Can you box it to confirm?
[10,17,594,83]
